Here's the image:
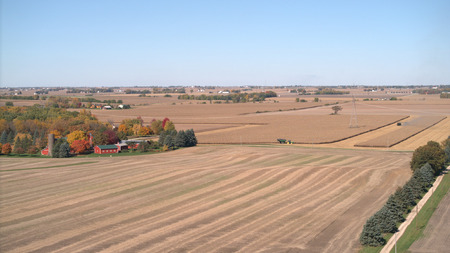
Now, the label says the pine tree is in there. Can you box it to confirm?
[32,129,39,145]
[175,130,187,147]
[360,216,385,246]
[7,131,15,144]
[0,131,7,144]
[58,142,70,158]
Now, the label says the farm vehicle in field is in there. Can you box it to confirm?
[277,139,294,144]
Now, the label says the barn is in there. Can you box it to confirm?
[94,145,119,154]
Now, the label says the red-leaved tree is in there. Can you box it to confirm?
[105,129,119,144]
[71,140,90,154]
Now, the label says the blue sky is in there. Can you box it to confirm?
[1,0,449,87]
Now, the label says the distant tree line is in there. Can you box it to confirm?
[67,88,114,93]
[314,88,349,95]
[360,139,449,247]
[178,91,277,103]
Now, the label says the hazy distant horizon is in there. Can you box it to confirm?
[2,0,449,87]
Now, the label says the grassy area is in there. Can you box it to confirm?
[1,153,45,158]
[359,234,393,253]
[390,171,450,253]
[0,161,97,172]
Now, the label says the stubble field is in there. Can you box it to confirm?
[0,145,412,253]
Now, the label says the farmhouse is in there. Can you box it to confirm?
[94,145,119,154]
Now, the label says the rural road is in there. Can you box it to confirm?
[380,167,448,253]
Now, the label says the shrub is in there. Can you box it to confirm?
[2,143,12,154]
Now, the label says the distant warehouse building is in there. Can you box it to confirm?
[94,145,119,154]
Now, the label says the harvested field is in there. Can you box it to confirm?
[392,117,450,150]
[0,145,412,253]
[196,115,407,144]
[354,116,446,148]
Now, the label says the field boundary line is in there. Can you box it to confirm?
[380,167,447,253]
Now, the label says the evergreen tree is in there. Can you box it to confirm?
[22,136,32,151]
[373,206,397,233]
[185,129,197,147]
[32,129,39,145]
[158,131,167,146]
[58,141,70,158]
[163,135,175,149]
[7,131,15,144]
[0,130,7,144]
[360,216,385,246]
[175,130,187,147]
[13,137,22,153]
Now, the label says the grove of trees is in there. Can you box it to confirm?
[360,137,450,247]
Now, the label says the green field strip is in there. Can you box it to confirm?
[0,161,97,172]
[316,155,351,165]
[294,155,333,165]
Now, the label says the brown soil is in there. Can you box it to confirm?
[0,145,411,253]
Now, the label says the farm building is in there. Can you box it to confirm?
[115,143,129,152]
[94,145,119,154]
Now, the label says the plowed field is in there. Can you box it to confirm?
[0,145,411,253]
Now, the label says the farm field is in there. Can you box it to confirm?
[0,145,412,253]
[354,116,447,148]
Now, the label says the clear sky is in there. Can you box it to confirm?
[1,0,449,87]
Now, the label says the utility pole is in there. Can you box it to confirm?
[349,95,358,128]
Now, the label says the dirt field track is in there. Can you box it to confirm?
[0,145,411,253]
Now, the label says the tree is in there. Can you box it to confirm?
[67,130,86,145]
[411,141,446,175]
[0,131,7,144]
[331,105,342,115]
[360,216,385,246]
[163,135,175,149]
[104,129,119,144]
[71,139,90,154]
[185,129,197,147]
[137,141,150,152]
[151,120,163,135]
[7,131,15,144]
[162,117,170,129]
[5,101,13,106]
[164,121,175,131]
[313,97,319,102]
[59,141,71,158]
[2,143,12,154]
[175,130,187,147]
[92,131,108,146]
